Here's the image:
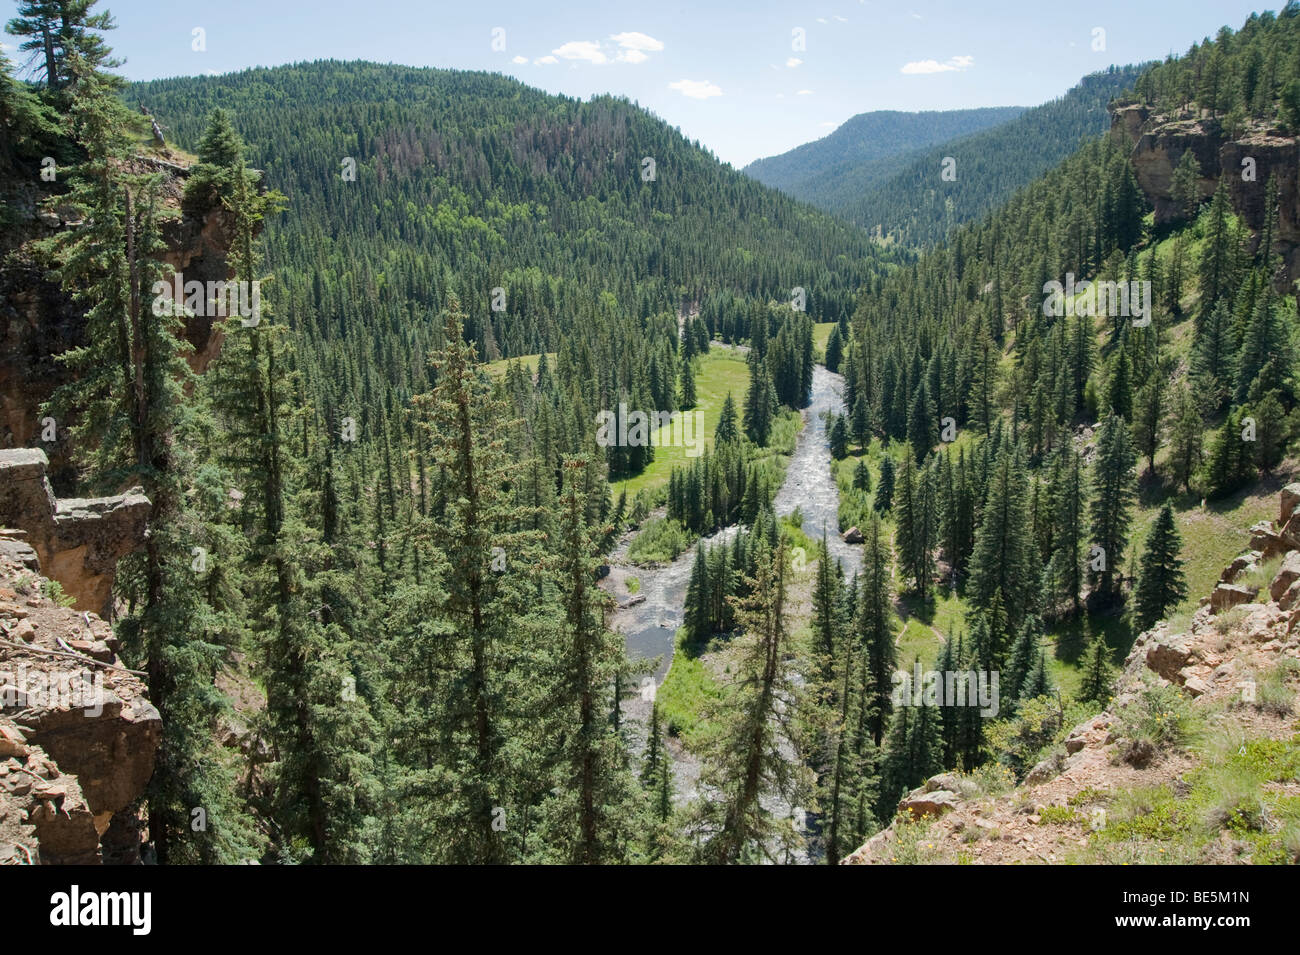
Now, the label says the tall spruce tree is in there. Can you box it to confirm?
[1134,502,1187,630]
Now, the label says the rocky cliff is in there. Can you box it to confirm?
[845,484,1300,865]
[0,154,240,492]
[0,449,149,617]
[1110,103,1300,282]
[0,537,161,864]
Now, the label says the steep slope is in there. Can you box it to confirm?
[0,531,162,865]
[743,107,1024,206]
[845,485,1300,865]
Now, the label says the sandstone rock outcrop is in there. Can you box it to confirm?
[1110,105,1300,284]
[0,449,149,616]
[1,154,248,489]
[0,544,160,864]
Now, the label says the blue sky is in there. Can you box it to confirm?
[2,0,1273,167]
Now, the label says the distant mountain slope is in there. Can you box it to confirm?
[752,66,1147,247]
[743,107,1024,204]
[127,61,884,366]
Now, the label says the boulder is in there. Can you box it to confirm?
[0,449,150,616]
[0,535,40,573]
[1211,583,1256,612]
[1271,552,1300,604]
[1281,483,1300,526]
[899,788,960,818]
[1145,637,1194,681]
[923,772,964,794]
[841,526,864,544]
[1280,579,1300,613]
[1024,752,1065,786]
[1220,552,1257,584]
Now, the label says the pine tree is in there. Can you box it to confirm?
[544,456,637,863]
[875,455,895,511]
[695,539,809,863]
[1079,632,1114,705]
[851,392,871,449]
[824,325,843,372]
[1004,617,1040,704]
[1019,648,1053,701]
[1106,347,1133,420]
[852,458,871,492]
[5,0,121,95]
[1134,502,1187,630]
[1045,446,1085,617]
[679,352,697,409]
[0,46,58,170]
[1169,148,1202,220]
[743,355,776,446]
[1089,413,1136,605]
[967,445,1036,626]
[715,391,739,445]
[684,542,711,641]
[878,675,943,820]
[1166,380,1203,492]
[1235,293,1288,406]
[1198,179,1239,311]
[857,517,895,746]
[894,453,926,594]
[408,297,548,863]
[906,380,936,462]
[1200,407,1255,499]
[642,703,673,823]
[829,413,848,460]
[1132,358,1168,477]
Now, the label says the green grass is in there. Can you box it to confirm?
[483,352,555,379]
[1078,732,1300,864]
[813,322,837,362]
[611,346,752,497]
[626,516,692,564]
[656,628,724,749]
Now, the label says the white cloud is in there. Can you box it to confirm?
[797,89,813,95]
[544,32,663,68]
[669,78,723,99]
[786,57,802,68]
[900,55,974,74]
[554,40,607,64]
[816,17,828,23]
[610,31,664,52]
[911,12,923,19]
[511,55,528,64]
[820,121,836,127]
[534,55,559,65]
[834,15,848,22]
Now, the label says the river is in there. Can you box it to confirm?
[601,363,855,808]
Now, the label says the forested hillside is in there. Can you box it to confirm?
[743,106,1023,207]
[769,66,1146,246]
[816,6,1300,849]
